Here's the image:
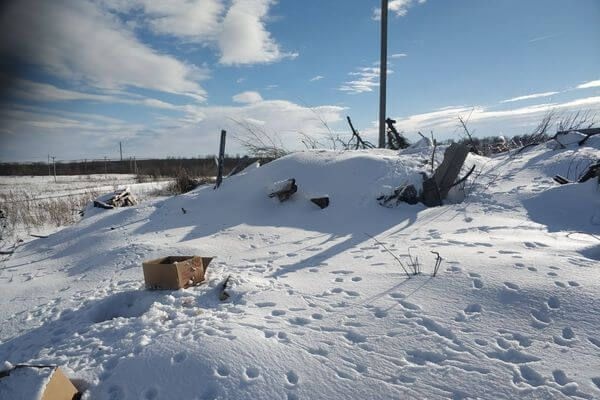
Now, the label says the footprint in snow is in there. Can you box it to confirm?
[144,388,159,400]
[216,365,230,377]
[244,367,260,380]
[547,296,560,309]
[554,327,576,346]
[172,351,187,364]
[285,371,299,386]
[472,279,484,289]
[504,282,520,291]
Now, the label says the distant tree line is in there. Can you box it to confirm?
[0,155,268,177]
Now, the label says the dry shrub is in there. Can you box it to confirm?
[166,168,200,194]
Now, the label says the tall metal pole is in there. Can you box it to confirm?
[378,0,389,148]
[119,141,123,161]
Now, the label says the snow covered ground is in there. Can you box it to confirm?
[0,174,171,241]
[1,134,599,399]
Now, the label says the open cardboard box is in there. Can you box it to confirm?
[0,365,79,400]
[142,256,213,290]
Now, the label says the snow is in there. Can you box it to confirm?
[0,136,599,399]
[0,366,53,400]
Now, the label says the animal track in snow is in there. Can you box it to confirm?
[464,304,482,314]
[515,365,545,387]
[172,352,187,364]
[285,371,299,386]
[472,279,484,289]
[244,366,260,380]
[554,327,576,346]
[144,388,159,400]
[547,296,560,309]
[216,365,230,377]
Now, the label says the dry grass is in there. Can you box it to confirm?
[0,190,98,238]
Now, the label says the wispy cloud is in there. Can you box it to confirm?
[390,53,407,58]
[387,96,600,135]
[310,75,324,82]
[5,78,179,110]
[500,91,559,104]
[527,34,559,43]
[339,66,392,94]
[577,80,600,89]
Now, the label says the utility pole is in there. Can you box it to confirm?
[104,156,108,176]
[51,156,56,183]
[48,154,51,178]
[119,142,123,161]
[378,0,389,148]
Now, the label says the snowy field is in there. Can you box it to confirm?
[0,174,171,242]
[1,134,599,399]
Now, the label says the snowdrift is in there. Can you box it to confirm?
[1,137,599,399]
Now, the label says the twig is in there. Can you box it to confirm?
[365,233,411,278]
[431,251,443,277]
[449,165,476,189]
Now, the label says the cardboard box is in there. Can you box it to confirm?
[142,256,213,290]
[0,365,79,400]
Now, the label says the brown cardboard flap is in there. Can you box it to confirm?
[42,368,79,400]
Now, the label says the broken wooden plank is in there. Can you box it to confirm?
[93,200,114,209]
[432,143,470,199]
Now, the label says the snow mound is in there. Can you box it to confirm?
[1,143,600,399]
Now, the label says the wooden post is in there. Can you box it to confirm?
[378,0,388,149]
[51,156,56,183]
[422,143,469,206]
[119,142,123,161]
[215,130,226,189]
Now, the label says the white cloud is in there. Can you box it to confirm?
[0,0,207,100]
[500,91,559,103]
[390,53,407,58]
[100,0,224,40]
[577,80,600,89]
[219,0,298,65]
[310,75,324,82]
[388,97,600,136]
[339,66,392,94]
[0,98,346,160]
[232,91,263,104]
[373,0,426,20]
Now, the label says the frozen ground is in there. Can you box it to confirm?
[0,174,171,241]
[1,134,599,399]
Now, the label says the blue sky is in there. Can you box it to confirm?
[0,0,599,162]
